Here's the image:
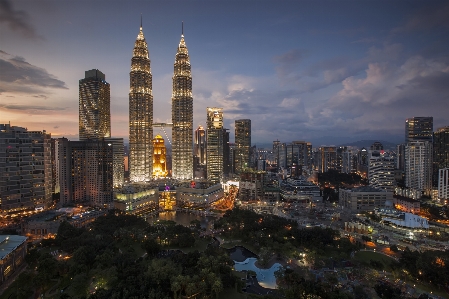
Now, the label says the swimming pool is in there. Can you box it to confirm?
[234,257,282,289]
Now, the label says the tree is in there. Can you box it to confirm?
[211,280,223,299]
[390,245,399,253]
[142,238,161,257]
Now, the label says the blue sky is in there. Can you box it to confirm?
[1,0,448,146]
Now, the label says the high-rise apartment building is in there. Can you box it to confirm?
[405,117,433,143]
[235,119,251,174]
[433,126,449,187]
[368,151,395,192]
[405,141,432,196]
[172,27,193,180]
[129,23,153,182]
[206,108,224,183]
[438,168,449,201]
[79,69,111,140]
[59,138,117,208]
[0,124,52,213]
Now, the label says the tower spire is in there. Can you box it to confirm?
[182,21,184,36]
[140,14,142,29]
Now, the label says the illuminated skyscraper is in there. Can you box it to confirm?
[172,25,193,179]
[79,69,111,140]
[405,117,433,143]
[152,135,168,178]
[129,21,153,182]
[235,119,251,174]
[206,108,224,183]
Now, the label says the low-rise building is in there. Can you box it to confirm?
[339,186,393,211]
[383,212,429,229]
[393,196,420,214]
[0,235,27,283]
[176,181,223,208]
[114,184,159,216]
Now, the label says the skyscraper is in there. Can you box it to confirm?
[79,69,111,140]
[172,25,193,180]
[194,125,206,165]
[206,108,224,183]
[235,119,251,174]
[405,117,433,143]
[129,22,153,182]
[433,126,449,186]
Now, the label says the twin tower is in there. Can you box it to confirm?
[129,23,193,182]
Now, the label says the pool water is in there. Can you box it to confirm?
[234,257,282,289]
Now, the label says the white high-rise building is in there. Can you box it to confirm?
[368,154,395,192]
[438,168,449,201]
[405,141,432,196]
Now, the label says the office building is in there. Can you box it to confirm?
[396,144,405,171]
[339,186,392,211]
[79,69,111,140]
[58,138,116,208]
[107,138,125,187]
[405,117,433,143]
[316,146,337,173]
[194,125,206,165]
[172,26,193,180]
[357,148,368,177]
[206,108,224,183]
[433,126,449,187]
[223,129,231,177]
[405,141,432,197]
[342,147,357,174]
[152,135,168,178]
[129,22,153,182]
[235,119,251,174]
[0,124,52,213]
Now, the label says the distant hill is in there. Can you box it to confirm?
[337,140,398,150]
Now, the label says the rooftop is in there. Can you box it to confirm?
[0,235,27,260]
[348,186,385,193]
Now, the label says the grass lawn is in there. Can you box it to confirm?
[354,251,395,268]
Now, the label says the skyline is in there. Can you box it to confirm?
[1,0,449,146]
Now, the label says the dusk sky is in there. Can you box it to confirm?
[1,0,449,147]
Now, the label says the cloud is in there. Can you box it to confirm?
[391,4,449,34]
[310,55,449,138]
[273,49,305,82]
[0,0,42,39]
[0,103,67,114]
[0,51,67,94]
